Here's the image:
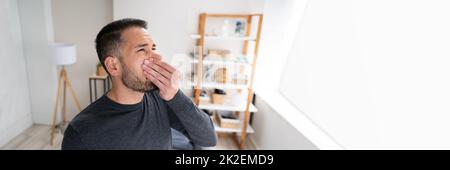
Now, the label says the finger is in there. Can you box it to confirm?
[143,70,153,81]
[150,62,172,79]
[154,60,176,73]
[144,70,166,90]
[142,62,152,73]
[143,59,174,80]
[148,69,170,86]
[143,63,159,80]
[142,58,156,67]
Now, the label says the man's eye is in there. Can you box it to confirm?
[138,49,145,52]
[152,47,156,51]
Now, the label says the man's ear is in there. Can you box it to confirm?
[104,56,120,76]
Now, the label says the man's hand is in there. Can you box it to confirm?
[142,57,181,101]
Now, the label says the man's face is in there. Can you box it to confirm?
[117,27,159,92]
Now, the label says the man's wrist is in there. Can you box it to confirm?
[163,89,180,102]
[164,89,195,114]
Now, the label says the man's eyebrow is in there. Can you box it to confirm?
[135,43,149,49]
[134,43,156,50]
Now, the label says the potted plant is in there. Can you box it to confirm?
[96,62,106,76]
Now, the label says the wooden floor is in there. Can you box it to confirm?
[1,124,254,150]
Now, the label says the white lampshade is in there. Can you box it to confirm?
[50,43,76,66]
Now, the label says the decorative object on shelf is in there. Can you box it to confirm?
[214,88,227,94]
[49,43,82,146]
[235,19,246,37]
[230,66,248,85]
[214,67,228,83]
[96,62,107,76]
[203,64,215,82]
[199,89,210,105]
[232,77,248,85]
[235,55,249,63]
[212,88,226,104]
[208,48,230,58]
[215,111,240,129]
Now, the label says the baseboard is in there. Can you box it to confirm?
[248,136,260,150]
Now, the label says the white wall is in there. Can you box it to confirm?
[18,0,57,125]
[113,0,265,62]
[251,0,340,150]
[254,0,305,91]
[0,0,33,147]
[253,94,318,149]
[280,0,450,149]
[51,0,113,120]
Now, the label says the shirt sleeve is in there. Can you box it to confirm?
[165,90,217,147]
[61,125,88,150]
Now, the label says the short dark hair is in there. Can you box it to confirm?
[95,18,148,74]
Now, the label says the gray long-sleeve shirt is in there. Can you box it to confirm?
[61,89,216,150]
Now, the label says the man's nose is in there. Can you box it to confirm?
[150,52,162,61]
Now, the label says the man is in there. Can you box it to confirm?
[61,18,217,150]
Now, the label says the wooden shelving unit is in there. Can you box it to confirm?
[192,13,263,149]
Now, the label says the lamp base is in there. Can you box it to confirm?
[50,66,82,146]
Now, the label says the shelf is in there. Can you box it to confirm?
[194,13,263,148]
[199,102,258,112]
[191,34,256,41]
[89,74,108,79]
[191,58,252,66]
[212,120,255,134]
[187,81,248,90]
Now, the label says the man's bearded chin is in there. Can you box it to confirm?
[121,64,156,92]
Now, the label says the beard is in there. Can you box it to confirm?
[120,61,156,92]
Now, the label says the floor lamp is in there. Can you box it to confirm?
[49,43,82,146]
